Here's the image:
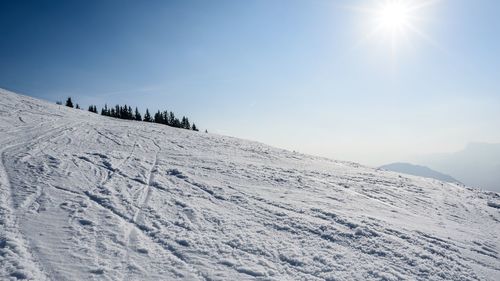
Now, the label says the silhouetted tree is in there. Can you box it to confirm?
[181,116,190,129]
[172,117,181,128]
[192,123,198,131]
[154,110,163,123]
[75,104,80,109]
[65,97,74,108]
[181,116,186,128]
[134,107,142,121]
[101,104,109,116]
[128,106,133,119]
[121,105,131,119]
[114,105,120,118]
[169,112,176,125]
[88,105,97,113]
[162,111,169,125]
[143,109,152,122]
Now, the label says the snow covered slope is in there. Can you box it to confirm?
[1,88,499,281]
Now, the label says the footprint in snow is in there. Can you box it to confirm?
[166,168,187,179]
[78,219,94,226]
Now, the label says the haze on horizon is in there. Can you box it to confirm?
[1,0,499,166]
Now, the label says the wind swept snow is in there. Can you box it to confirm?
[0,88,499,280]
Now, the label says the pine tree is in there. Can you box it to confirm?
[76,104,80,109]
[172,117,181,128]
[192,123,198,131]
[143,109,152,122]
[121,105,130,119]
[180,117,190,130]
[162,111,169,125]
[134,107,142,121]
[181,117,187,128]
[65,97,74,108]
[128,105,134,120]
[169,112,176,125]
[154,110,163,123]
[101,104,108,116]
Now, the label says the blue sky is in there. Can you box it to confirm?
[1,0,499,165]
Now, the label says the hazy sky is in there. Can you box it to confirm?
[1,0,499,166]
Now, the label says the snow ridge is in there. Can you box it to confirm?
[0,88,499,280]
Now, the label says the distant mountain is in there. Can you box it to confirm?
[415,143,500,192]
[379,162,460,183]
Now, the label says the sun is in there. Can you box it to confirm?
[350,0,440,53]
[376,1,412,33]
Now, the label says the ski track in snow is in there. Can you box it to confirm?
[0,88,499,281]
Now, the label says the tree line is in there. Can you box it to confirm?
[60,97,199,131]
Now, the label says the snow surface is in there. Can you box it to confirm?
[0,88,499,281]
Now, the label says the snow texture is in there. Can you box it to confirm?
[0,88,499,280]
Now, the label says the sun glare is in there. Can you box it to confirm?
[351,0,440,53]
[377,1,411,33]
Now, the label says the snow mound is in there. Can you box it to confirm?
[0,88,499,280]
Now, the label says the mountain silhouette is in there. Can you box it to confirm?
[379,162,460,183]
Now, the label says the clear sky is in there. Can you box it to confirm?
[1,0,499,166]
